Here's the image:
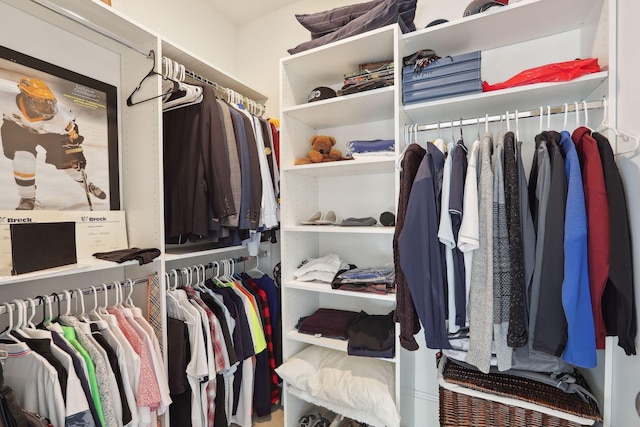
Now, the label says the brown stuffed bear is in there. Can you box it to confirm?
[294,135,352,165]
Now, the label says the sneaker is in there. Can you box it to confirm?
[16,197,36,210]
[87,183,107,199]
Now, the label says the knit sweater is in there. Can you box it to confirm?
[465,134,494,373]
[504,132,527,347]
[491,137,512,370]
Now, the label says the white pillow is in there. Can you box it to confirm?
[276,346,400,427]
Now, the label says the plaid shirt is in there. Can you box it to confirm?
[244,275,280,404]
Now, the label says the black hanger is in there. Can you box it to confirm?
[126,50,181,106]
[50,292,61,323]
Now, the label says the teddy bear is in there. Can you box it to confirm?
[294,135,352,165]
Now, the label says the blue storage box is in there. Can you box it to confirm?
[403,50,482,104]
[403,79,483,105]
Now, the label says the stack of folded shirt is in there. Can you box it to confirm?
[293,253,349,283]
[296,308,360,340]
[331,266,395,294]
[345,139,395,158]
[347,311,396,358]
[295,308,396,359]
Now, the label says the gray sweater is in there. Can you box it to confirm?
[465,134,494,373]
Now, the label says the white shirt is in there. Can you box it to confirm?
[438,142,459,333]
[89,315,140,427]
[0,341,66,427]
[16,327,94,426]
[457,139,481,325]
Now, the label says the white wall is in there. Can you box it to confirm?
[609,1,640,425]
[236,0,472,118]
[111,0,238,74]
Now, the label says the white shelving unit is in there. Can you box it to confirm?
[280,23,401,427]
[280,0,612,425]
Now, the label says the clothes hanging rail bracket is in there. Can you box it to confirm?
[414,99,604,132]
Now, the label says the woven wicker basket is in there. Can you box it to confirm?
[440,386,590,427]
[438,357,601,427]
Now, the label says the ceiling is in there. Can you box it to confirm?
[208,0,301,25]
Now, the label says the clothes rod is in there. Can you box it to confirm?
[29,0,152,58]
[183,68,265,112]
[414,99,604,132]
[0,274,155,316]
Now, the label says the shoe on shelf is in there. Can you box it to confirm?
[300,211,322,225]
[315,210,340,225]
[87,182,107,199]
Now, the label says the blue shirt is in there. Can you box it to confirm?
[558,130,596,368]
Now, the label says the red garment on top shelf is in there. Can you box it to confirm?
[482,58,601,92]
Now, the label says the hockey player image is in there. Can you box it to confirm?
[0,77,106,210]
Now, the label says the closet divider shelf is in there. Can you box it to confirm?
[0,258,140,286]
[403,71,609,125]
[282,157,396,177]
[286,280,396,302]
[282,25,396,90]
[283,225,395,235]
[164,244,246,261]
[162,39,267,103]
[402,0,602,57]
[286,330,398,363]
[283,86,395,129]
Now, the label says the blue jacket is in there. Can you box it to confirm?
[558,131,596,368]
[398,143,450,349]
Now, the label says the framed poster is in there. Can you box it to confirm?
[0,45,119,211]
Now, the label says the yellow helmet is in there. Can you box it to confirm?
[18,77,58,120]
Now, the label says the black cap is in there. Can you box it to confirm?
[308,86,337,103]
[426,19,449,28]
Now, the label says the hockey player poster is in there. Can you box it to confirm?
[0,45,119,211]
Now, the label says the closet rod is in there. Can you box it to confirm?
[0,274,155,316]
[182,68,265,111]
[414,99,604,132]
[29,0,152,58]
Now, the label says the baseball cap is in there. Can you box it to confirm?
[308,86,337,103]
[463,0,508,17]
[426,19,449,28]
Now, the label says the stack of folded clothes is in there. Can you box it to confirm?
[338,61,394,96]
[293,253,350,283]
[347,311,395,358]
[331,266,395,294]
[345,139,395,158]
[295,308,396,359]
[297,308,360,340]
